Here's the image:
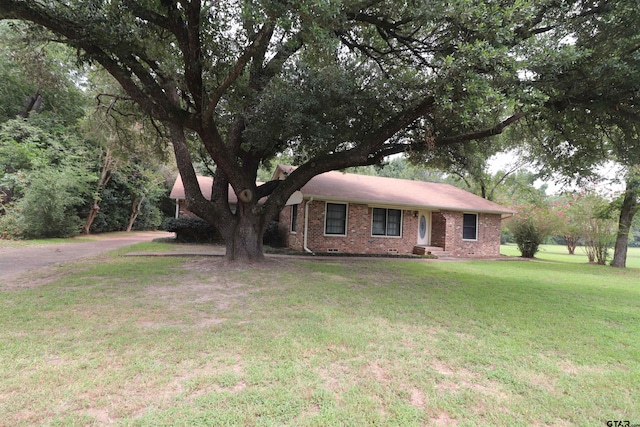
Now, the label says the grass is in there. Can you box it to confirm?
[0,231,166,248]
[0,235,98,247]
[501,243,640,268]
[1,247,639,426]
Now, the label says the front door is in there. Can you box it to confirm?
[417,211,430,246]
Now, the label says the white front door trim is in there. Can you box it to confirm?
[417,211,431,246]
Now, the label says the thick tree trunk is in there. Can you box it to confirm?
[224,214,265,263]
[169,122,265,262]
[611,234,629,268]
[611,178,639,268]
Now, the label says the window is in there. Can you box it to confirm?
[372,208,402,237]
[462,213,478,240]
[290,204,298,233]
[325,203,347,235]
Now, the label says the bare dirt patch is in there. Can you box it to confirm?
[409,388,426,408]
[367,361,388,383]
[140,268,258,330]
[183,256,293,273]
[557,359,608,375]
[134,258,306,330]
[521,371,557,394]
[83,408,114,425]
[431,359,510,401]
[430,359,474,378]
[1,265,70,289]
[431,411,459,426]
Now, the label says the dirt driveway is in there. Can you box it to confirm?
[0,231,174,284]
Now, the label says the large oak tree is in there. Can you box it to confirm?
[524,0,639,267]
[0,0,614,262]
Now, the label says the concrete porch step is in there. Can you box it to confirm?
[412,245,452,258]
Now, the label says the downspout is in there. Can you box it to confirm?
[303,197,314,254]
[175,199,180,218]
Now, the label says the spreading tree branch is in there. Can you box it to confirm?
[203,24,274,121]
[436,112,525,146]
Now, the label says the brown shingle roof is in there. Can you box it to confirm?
[170,166,513,214]
[170,175,242,204]
[170,175,212,200]
[276,165,513,214]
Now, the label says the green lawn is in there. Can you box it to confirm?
[1,246,639,426]
[0,235,98,247]
[501,243,640,268]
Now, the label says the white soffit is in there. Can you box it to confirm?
[285,191,303,206]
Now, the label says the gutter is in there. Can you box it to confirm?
[303,197,314,254]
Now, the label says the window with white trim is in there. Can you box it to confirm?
[462,213,478,240]
[372,208,402,237]
[290,204,298,233]
[325,203,347,235]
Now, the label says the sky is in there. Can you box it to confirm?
[488,152,626,199]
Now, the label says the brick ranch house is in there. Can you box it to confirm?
[170,165,514,258]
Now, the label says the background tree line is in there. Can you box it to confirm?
[0,25,171,239]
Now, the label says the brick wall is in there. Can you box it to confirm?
[439,210,502,258]
[280,203,305,251]
[431,212,447,248]
[281,200,419,254]
[281,202,503,258]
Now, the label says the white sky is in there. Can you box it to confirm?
[488,152,626,198]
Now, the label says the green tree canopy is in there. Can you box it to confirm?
[522,0,639,267]
[0,22,87,123]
